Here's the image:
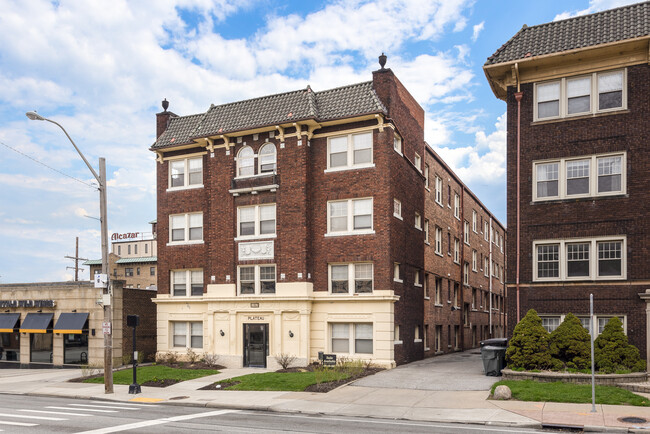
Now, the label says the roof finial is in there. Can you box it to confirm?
[379,53,387,70]
[162,98,169,112]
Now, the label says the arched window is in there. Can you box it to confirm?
[258,143,277,173]
[237,146,254,177]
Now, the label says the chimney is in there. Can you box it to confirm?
[156,98,177,139]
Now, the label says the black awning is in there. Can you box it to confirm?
[0,313,20,332]
[53,313,89,334]
[19,313,54,333]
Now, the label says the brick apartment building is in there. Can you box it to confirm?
[484,2,650,363]
[151,56,506,368]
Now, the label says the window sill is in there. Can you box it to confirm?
[425,187,431,192]
[414,283,422,287]
[393,214,403,220]
[434,303,443,308]
[167,184,204,192]
[424,241,430,246]
[393,279,403,284]
[532,108,629,125]
[415,226,422,231]
[435,200,444,208]
[394,340,403,345]
[324,163,375,173]
[532,193,627,204]
[424,296,430,300]
[325,230,375,238]
[435,252,444,257]
[167,240,204,246]
[234,172,277,181]
[414,339,423,343]
[424,347,430,351]
[234,235,277,242]
[394,149,403,156]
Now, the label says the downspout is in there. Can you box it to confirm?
[514,62,523,323]
[489,216,493,335]
[460,186,465,350]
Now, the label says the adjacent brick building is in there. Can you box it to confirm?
[484,2,650,363]
[151,56,506,368]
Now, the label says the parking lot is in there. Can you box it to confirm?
[352,350,501,391]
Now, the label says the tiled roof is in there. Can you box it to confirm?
[83,259,102,266]
[485,1,650,65]
[152,81,387,150]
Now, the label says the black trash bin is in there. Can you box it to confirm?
[480,338,508,348]
[481,345,507,376]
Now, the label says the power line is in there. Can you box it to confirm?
[0,140,97,189]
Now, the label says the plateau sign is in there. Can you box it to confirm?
[322,354,337,367]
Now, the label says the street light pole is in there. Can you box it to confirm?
[26,111,113,393]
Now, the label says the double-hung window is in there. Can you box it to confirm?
[484,221,489,241]
[424,164,430,189]
[454,193,460,219]
[329,263,373,294]
[472,250,477,272]
[238,265,276,294]
[327,198,373,235]
[169,213,203,244]
[424,219,429,244]
[464,221,470,245]
[393,199,402,220]
[534,237,626,281]
[484,258,489,277]
[172,321,203,349]
[533,153,625,201]
[414,212,422,230]
[435,176,443,205]
[258,143,277,173]
[169,156,203,189]
[534,70,625,121]
[393,134,402,154]
[454,239,460,263]
[327,132,373,171]
[171,270,203,296]
[463,263,469,285]
[434,226,442,255]
[237,204,276,238]
[472,211,477,232]
[331,323,373,354]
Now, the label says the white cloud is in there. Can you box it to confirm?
[554,0,639,20]
[471,21,484,42]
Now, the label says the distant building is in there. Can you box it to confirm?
[484,2,650,362]
[85,220,157,290]
[151,55,507,369]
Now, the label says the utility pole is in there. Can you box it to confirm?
[65,237,87,281]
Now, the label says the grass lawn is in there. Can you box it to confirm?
[492,380,650,407]
[219,370,350,391]
[83,365,220,385]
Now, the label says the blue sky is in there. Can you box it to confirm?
[0,0,638,283]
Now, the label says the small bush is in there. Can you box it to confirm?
[186,348,199,364]
[275,353,297,370]
[506,309,554,370]
[203,353,220,368]
[80,363,102,377]
[549,313,591,370]
[594,317,645,373]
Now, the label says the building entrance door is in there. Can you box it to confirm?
[243,323,268,367]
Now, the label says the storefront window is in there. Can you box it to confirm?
[64,333,89,364]
[30,333,53,363]
[0,332,20,362]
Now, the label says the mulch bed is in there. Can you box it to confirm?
[67,362,225,386]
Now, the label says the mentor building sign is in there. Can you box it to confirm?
[0,300,55,308]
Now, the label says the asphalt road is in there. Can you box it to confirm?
[0,394,553,433]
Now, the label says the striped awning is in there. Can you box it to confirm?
[0,313,20,332]
[19,313,53,333]
[53,313,89,334]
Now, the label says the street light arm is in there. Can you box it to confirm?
[42,118,101,184]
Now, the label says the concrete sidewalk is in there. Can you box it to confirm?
[2,367,650,432]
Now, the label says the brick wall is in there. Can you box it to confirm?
[121,288,157,362]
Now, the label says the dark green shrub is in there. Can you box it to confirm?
[506,309,553,370]
[594,317,645,373]
[549,313,591,370]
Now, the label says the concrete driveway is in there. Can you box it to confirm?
[353,350,500,391]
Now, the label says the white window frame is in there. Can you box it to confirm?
[472,250,477,272]
[464,221,470,245]
[393,263,402,283]
[533,152,626,201]
[328,263,373,295]
[414,152,421,172]
[326,131,374,172]
[326,197,374,236]
[235,145,256,179]
[393,198,402,220]
[533,69,627,122]
[434,226,443,256]
[237,264,277,295]
[454,193,460,219]
[330,322,374,355]
[414,270,422,287]
[435,176,443,206]
[484,257,489,277]
[484,222,489,241]
[171,321,203,349]
[424,219,430,244]
[393,133,402,155]
[424,164,430,190]
[171,269,204,297]
[542,314,628,336]
[414,212,422,230]
[472,210,477,233]
[236,204,276,240]
[258,143,277,174]
[463,263,469,285]
[434,277,442,305]
[454,239,460,264]
[168,156,204,191]
[168,212,203,245]
[533,236,626,282]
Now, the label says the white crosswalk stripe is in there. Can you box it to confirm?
[0,420,38,427]
[69,404,139,410]
[47,406,118,413]
[0,412,66,421]
[20,409,93,417]
[89,401,159,408]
